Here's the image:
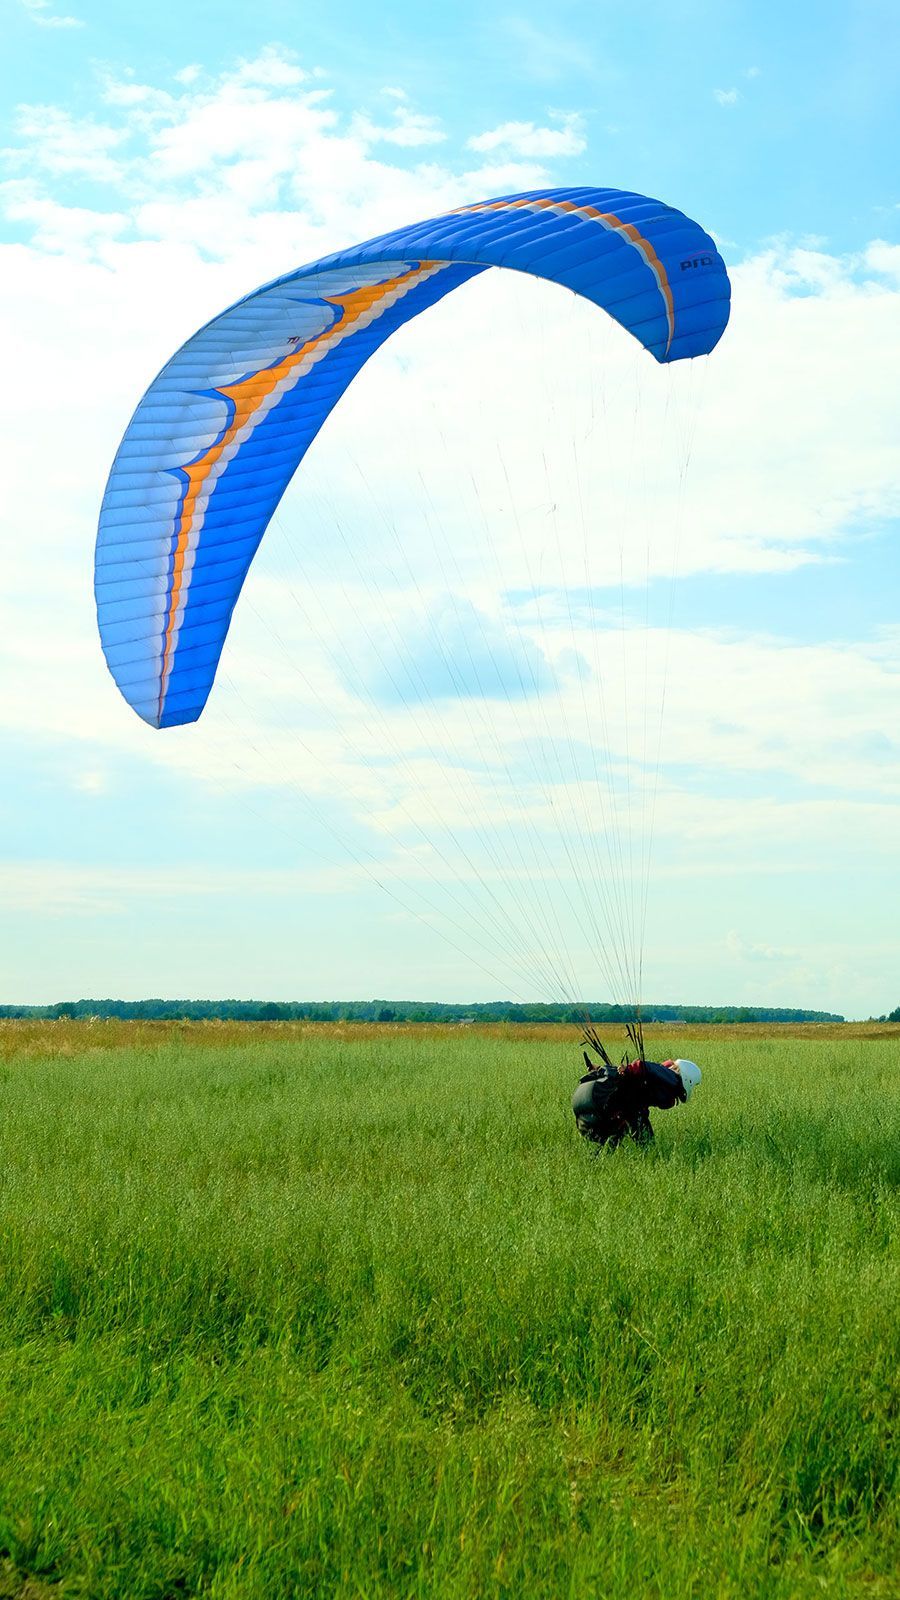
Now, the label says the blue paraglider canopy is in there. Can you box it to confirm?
[95,186,730,732]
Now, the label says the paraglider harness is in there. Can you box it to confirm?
[572,1019,682,1149]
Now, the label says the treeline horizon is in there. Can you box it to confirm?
[0,998,847,1024]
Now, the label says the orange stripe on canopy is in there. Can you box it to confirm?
[454,197,675,355]
[157,263,441,716]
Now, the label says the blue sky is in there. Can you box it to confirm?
[2,0,899,1014]
[7,0,900,255]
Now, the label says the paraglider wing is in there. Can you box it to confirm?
[95,186,730,729]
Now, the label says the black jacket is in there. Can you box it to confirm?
[572,1056,684,1140]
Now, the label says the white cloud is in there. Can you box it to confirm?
[0,185,128,252]
[714,88,740,107]
[3,106,128,183]
[725,930,796,962]
[229,45,307,88]
[0,860,348,917]
[467,115,586,158]
[865,240,900,280]
[18,0,83,27]
[98,76,175,112]
[352,107,447,148]
[146,87,337,183]
[1,55,555,255]
[71,769,108,795]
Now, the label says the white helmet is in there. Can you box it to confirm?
[674,1059,701,1100]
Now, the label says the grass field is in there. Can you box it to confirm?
[0,1020,898,1599]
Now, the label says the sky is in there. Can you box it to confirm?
[2,0,899,1015]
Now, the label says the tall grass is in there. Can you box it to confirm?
[0,1023,897,1598]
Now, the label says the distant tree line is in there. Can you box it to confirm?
[0,998,845,1024]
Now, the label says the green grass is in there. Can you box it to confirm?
[0,1022,898,1598]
